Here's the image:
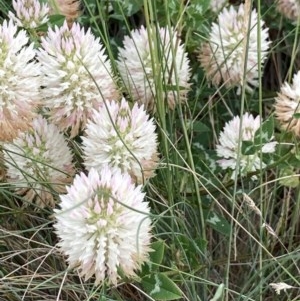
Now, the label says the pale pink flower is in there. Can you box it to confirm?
[82,98,159,183]
[216,113,277,179]
[54,166,152,285]
[275,71,300,136]
[276,0,300,22]
[117,25,191,111]
[9,0,49,29]
[3,116,74,208]
[37,21,119,137]
[0,20,41,142]
[199,4,270,93]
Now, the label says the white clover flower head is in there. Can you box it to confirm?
[82,98,159,183]
[276,0,300,22]
[275,71,300,136]
[210,0,228,13]
[8,0,49,29]
[3,116,75,208]
[117,25,191,111]
[199,4,270,93]
[0,20,41,142]
[216,113,277,179]
[54,166,152,285]
[37,21,119,137]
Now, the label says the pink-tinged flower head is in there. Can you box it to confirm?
[54,167,152,285]
[82,98,159,183]
[3,116,75,208]
[37,21,119,137]
[117,25,191,111]
[199,4,270,93]
[216,113,277,179]
[276,0,300,22]
[8,0,49,29]
[0,20,41,142]
[275,71,300,136]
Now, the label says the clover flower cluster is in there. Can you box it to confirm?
[8,0,49,29]
[54,166,152,285]
[3,116,75,208]
[199,3,270,93]
[216,113,277,179]
[117,25,191,111]
[0,19,40,142]
[275,71,300,136]
[1,0,160,286]
[37,21,119,137]
[0,0,280,289]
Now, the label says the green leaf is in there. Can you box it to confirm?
[36,14,65,31]
[254,116,274,145]
[150,240,165,268]
[141,273,182,300]
[279,167,300,188]
[241,140,256,155]
[293,112,300,119]
[189,121,211,133]
[206,211,231,236]
[184,0,210,31]
[140,240,165,276]
[48,14,65,26]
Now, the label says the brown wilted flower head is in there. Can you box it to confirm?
[276,0,300,22]
[49,0,81,27]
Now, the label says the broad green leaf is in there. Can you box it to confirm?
[241,140,256,155]
[293,112,300,119]
[254,116,274,145]
[206,212,231,236]
[279,167,300,188]
[150,240,165,269]
[141,240,165,275]
[189,121,211,133]
[141,273,182,300]
[184,0,210,31]
[48,14,65,27]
